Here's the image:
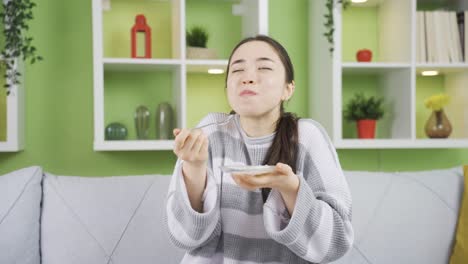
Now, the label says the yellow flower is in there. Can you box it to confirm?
[424,93,450,111]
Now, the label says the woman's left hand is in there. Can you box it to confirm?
[231,162,299,194]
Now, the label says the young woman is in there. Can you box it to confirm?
[165,35,354,263]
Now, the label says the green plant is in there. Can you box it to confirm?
[324,0,350,54]
[343,92,385,121]
[1,0,43,95]
[186,26,209,48]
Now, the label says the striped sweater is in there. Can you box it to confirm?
[165,113,354,264]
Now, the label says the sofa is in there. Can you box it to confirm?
[0,165,464,264]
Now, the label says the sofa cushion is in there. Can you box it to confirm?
[40,172,185,264]
[331,166,464,264]
[450,165,468,264]
[0,166,42,264]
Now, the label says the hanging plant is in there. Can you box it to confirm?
[324,0,351,54]
[1,0,43,95]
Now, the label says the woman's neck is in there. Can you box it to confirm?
[239,111,280,137]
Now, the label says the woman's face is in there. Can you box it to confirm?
[226,41,292,118]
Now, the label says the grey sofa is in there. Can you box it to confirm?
[0,165,464,264]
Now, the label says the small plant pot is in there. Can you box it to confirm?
[356,119,376,139]
[186,46,218,59]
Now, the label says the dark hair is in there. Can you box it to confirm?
[225,35,299,203]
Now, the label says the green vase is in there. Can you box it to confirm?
[134,105,150,140]
[155,102,174,139]
[105,122,128,140]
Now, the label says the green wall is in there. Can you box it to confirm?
[104,70,174,140]
[0,0,466,176]
[342,6,379,62]
[186,0,242,60]
[186,73,231,128]
[102,0,173,59]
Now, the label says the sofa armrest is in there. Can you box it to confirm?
[0,166,42,264]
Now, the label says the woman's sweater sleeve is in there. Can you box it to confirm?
[165,158,221,251]
[263,120,354,263]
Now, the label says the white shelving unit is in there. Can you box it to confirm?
[0,59,25,152]
[92,0,268,151]
[309,0,468,149]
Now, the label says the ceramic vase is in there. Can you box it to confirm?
[135,105,150,139]
[105,122,128,140]
[425,109,452,138]
[156,102,174,139]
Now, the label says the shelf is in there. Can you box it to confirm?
[102,0,181,59]
[103,69,180,143]
[185,0,268,59]
[342,67,412,140]
[186,59,228,73]
[93,0,268,151]
[103,58,182,71]
[341,0,412,63]
[94,140,174,151]
[342,62,411,73]
[348,0,384,7]
[311,0,468,149]
[416,69,468,140]
[186,0,241,59]
[0,59,24,152]
[0,141,24,152]
[336,139,468,149]
[416,63,468,74]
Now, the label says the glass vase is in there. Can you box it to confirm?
[134,105,150,140]
[424,109,452,138]
[155,102,174,140]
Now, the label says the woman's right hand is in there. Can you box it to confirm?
[173,128,209,167]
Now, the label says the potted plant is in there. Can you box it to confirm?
[186,25,217,59]
[323,0,350,54]
[343,92,384,139]
[1,0,42,95]
[424,93,452,138]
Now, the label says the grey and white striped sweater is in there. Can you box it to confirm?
[165,113,354,264]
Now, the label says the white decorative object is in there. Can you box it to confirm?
[102,0,111,11]
[186,47,217,59]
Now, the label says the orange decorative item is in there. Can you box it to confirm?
[356,49,372,62]
[357,119,376,139]
[131,14,152,58]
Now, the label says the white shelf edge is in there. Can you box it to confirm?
[103,58,183,71]
[416,63,468,68]
[185,59,229,65]
[0,142,22,152]
[0,59,24,152]
[94,140,175,151]
[335,139,468,149]
[342,62,412,68]
[349,0,383,7]
[103,58,182,65]
[185,59,229,73]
